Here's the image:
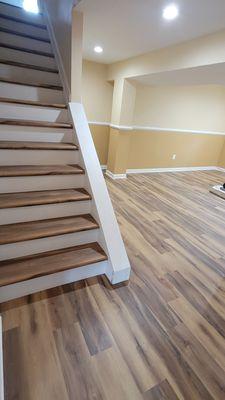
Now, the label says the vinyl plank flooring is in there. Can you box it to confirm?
[1,171,225,399]
[144,379,179,400]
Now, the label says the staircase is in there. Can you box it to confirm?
[0,1,112,302]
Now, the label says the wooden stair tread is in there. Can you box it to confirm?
[0,59,58,74]
[0,214,99,245]
[0,141,77,150]
[0,119,73,128]
[0,27,50,42]
[0,164,84,177]
[0,42,54,58]
[0,77,63,90]
[0,12,47,29]
[0,188,91,209]
[0,97,66,108]
[0,242,107,287]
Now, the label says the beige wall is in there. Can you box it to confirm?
[134,84,225,132]
[128,130,225,170]
[108,29,225,81]
[89,124,110,165]
[82,60,113,165]
[82,60,113,122]
[219,141,225,168]
[45,0,78,87]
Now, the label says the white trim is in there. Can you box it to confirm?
[88,121,110,127]
[41,0,70,101]
[101,165,107,171]
[106,170,127,180]
[106,166,225,179]
[127,166,219,174]
[69,102,131,284]
[87,122,225,136]
[0,317,3,400]
[110,124,133,131]
[132,126,225,136]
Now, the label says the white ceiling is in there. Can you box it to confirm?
[76,0,225,64]
[132,63,225,87]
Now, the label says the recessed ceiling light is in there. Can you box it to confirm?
[94,46,103,53]
[163,4,179,20]
[23,0,39,13]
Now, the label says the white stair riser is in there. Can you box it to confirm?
[0,103,69,122]
[0,31,52,53]
[0,63,61,85]
[0,124,73,138]
[0,2,45,25]
[0,200,92,224]
[0,47,57,69]
[0,261,107,303]
[0,17,49,40]
[0,229,99,261]
[0,82,64,103]
[0,128,73,143]
[0,149,79,165]
[0,175,86,193]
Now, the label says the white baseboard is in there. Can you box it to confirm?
[106,166,225,179]
[105,166,225,179]
[0,317,3,400]
[101,165,107,171]
[127,166,220,174]
[106,170,127,180]
[216,167,225,172]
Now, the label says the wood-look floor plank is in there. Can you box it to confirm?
[144,379,179,400]
[0,214,98,245]
[1,171,225,399]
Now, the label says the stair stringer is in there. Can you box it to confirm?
[69,102,131,284]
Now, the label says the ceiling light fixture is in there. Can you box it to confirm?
[163,3,179,20]
[94,46,103,53]
[23,0,39,14]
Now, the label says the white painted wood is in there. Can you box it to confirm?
[0,317,3,400]
[0,149,79,165]
[0,17,49,40]
[0,63,61,86]
[0,1,44,25]
[88,121,110,126]
[106,170,127,180]
[0,31,52,53]
[127,166,219,174]
[0,47,57,69]
[0,260,107,303]
[0,127,73,143]
[0,103,69,123]
[0,81,64,103]
[132,125,225,136]
[0,200,91,224]
[0,125,73,142]
[0,229,99,261]
[0,174,85,193]
[87,121,225,136]
[69,102,131,284]
[110,124,133,131]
